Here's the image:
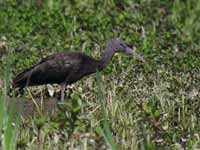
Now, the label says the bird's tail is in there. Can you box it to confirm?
[12,67,34,89]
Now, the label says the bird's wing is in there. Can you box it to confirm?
[13,52,83,88]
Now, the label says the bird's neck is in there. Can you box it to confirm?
[98,46,115,70]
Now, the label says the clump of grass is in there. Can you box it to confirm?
[0,55,22,150]
[96,70,116,150]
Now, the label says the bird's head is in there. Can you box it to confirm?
[110,38,145,62]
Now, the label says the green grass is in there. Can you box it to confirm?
[0,55,22,150]
[96,70,116,150]
[0,0,200,149]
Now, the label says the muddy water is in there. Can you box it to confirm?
[5,97,58,119]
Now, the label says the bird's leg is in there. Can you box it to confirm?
[60,83,66,102]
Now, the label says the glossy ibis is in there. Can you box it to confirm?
[13,38,145,101]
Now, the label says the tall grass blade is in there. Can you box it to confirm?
[0,53,11,146]
[5,96,15,150]
[0,77,7,145]
[0,54,22,150]
[96,70,116,150]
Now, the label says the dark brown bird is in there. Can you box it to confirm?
[13,38,145,101]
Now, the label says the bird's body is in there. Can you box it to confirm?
[13,51,102,88]
[13,38,145,101]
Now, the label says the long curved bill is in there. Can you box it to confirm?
[125,46,145,62]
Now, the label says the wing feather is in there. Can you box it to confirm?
[13,51,82,88]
